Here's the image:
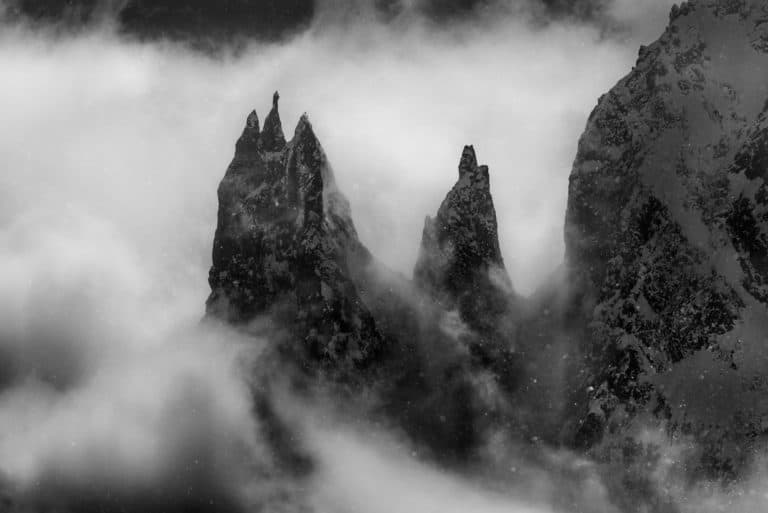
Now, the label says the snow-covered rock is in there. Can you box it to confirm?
[564,0,768,479]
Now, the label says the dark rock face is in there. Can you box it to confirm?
[564,0,768,479]
[415,146,509,300]
[414,145,515,343]
[206,92,385,370]
[413,145,519,395]
[400,145,537,460]
[729,107,768,302]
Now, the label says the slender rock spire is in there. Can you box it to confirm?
[458,144,490,181]
[261,90,286,152]
[414,145,512,316]
[459,145,477,177]
[234,109,260,156]
[246,109,260,130]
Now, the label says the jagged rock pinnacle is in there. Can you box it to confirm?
[413,145,517,409]
[246,109,259,130]
[457,144,490,182]
[459,145,477,176]
[414,145,513,326]
[289,112,325,190]
[207,93,384,370]
[234,109,261,156]
[294,112,312,138]
[261,90,286,152]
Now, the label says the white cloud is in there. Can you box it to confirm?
[0,207,267,502]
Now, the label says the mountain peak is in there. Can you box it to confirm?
[261,90,286,152]
[246,109,259,130]
[234,109,261,157]
[458,144,490,183]
[414,145,512,317]
[207,95,385,370]
[293,112,313,140]
[459,144,477,173]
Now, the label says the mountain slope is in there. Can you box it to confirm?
[564,0,768,479]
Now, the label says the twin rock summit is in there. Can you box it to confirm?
[206,0,768,500]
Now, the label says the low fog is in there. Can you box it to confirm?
[9,1,764,512]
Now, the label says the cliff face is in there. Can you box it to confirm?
[564,0,768,478]
[414,145,514,328]
[206,92,385,370]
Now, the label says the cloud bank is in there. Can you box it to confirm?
[0,208,270,511]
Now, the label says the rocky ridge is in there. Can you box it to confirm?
[564,0,768,480]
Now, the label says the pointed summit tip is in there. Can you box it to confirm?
[294,112,312,135]
[246,109,260,130]
[261,91,286,151]
[294,112,320,147]
[298,112,311,126]
[459,145,478,177]
[235,109,261,154]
